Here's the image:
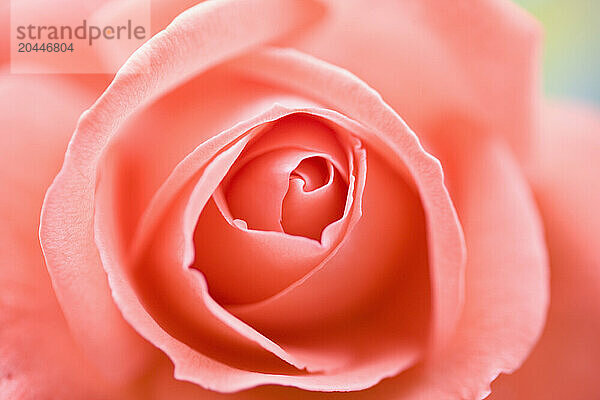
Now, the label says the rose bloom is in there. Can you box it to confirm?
[1,0,598,399]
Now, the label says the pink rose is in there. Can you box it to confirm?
[1,1,598,399]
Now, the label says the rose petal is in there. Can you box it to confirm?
[98,103,423,390]
[89,61,321,253]
[155,123,548,400]
[195,114,358,305]
[105,44,458,391]
[40,0,321,390]
[91,53,428,387]
[205,149,345,302]
[290,0,541,158]
[95,109,307,392]
[92,0,324,70]
[231,47,466,352]
[281,156,347,240]
[0,75,118,398]
[488,101,600,400]
[42,3,461,393]
[126,120,308,373]
[118,114,349,374]
[220,114,349,242]
[229,133,429,383]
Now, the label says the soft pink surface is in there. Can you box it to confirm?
[290,0,541,159]
[38,0,465,390]
[38,0,473,393]
[39,0,322,391]
[0,75,120,399]
[488,102,600,400]
[231,49,466,353]
[2,0,590,399]
[41,41,445,389]
[138,100,549,400]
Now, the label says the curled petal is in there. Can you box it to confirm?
[489,102,600,400]
[41,1,462,393]
[167,126,548,400]
[230,47,466,352]
[291,0,541,158]
[99,105,421,390]
[39,0,323,391]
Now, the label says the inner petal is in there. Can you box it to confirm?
[290,156,331,191]
[191,114,360,306]
[224,148,294,233]
[282,157,346,240]
[224,149,345,237]
[221,115,352,243]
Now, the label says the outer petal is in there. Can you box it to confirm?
[87,44,461,392]
[96,104,423,392]
[488,101,600,400]
[232,47,466,352]
[42,19,460,392]
[290,0,541,158]
[93,52,426,387]
[143,123,549,400]
[38,0,325,392]
[0,75,118,399]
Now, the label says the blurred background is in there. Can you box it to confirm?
[515,0,600,103]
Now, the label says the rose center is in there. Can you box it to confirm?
[223,151,347,241]
[219,115,351,242]
[281,156,346,240]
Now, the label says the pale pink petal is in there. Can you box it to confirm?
[40,0,321,391]
[204,146,346,302]
[290,0,541,158]
[220,114,349,241]
[92,0,324,69]
[95,109,306,393]
[196,114,358,305]
[281,156,347,240]
[90,59,321,253]
[42,3,462,393]
[98,103,421,390]
[229,132,429,383]
[383,130,548,400]
[125,119,309,373]
[231,47,466,352]
[0,75,120,399]
[70,35,439,390]
[104,44,461,388]
[158,127,548,400]
[488,101,600,400]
